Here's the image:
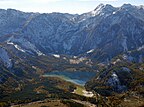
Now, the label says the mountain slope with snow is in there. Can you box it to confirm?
[0,4,143,60]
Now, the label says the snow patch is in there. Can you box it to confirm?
[7,42,25,52]
[113,11,116,14]
[14,45,25,52]
[137,45,144,51]
[73,56,77,58]
[37,51,45,56]
[82,18,86,21]
[112,73,118,78]
[7,42,14,45]
[86,49,94,54]
[9,38,44,56]
[63,57,67,60]
[52,54,60,58]
[107,72,119,86]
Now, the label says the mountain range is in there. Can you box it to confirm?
[0,3,144,107]
[0,4,144,58]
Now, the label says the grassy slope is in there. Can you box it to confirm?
[74,86,85,96]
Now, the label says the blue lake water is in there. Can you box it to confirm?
[43,71,96,86]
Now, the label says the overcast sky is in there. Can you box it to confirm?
[0,0,143,14]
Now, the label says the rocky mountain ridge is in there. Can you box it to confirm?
[0,4,143,60]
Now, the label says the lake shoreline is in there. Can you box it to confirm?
[42,74,85,86]
[43,73,94,98]
[43,71,96,86]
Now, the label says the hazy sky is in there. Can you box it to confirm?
[0,0,143,14]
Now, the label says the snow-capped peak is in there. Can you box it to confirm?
[92,4,116,16]
[91,4,105,16]
[94,3,105,11]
